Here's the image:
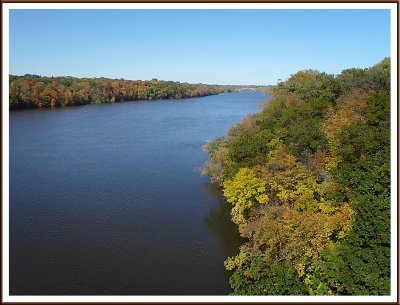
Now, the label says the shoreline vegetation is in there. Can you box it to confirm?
[8,74,268,110]
[202,58,390,295]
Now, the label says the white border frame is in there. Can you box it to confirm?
[2,3,398,303]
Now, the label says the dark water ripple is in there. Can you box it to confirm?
[10,92,265,295]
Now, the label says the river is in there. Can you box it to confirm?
[9,91,266,295]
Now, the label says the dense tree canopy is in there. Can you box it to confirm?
[9,75,239,109]
[203,58,391,295]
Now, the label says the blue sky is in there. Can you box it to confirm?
[9,9,390,85]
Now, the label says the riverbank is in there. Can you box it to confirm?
[9,75,235,110]
[203,58,391,295]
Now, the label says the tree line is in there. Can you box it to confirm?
[202,58,390,295]
[9,75,237,109]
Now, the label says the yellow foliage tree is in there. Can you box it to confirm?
[224,140,355,293]
[226,203,354,289]
[223,168,269,224]
[258,140,319,211]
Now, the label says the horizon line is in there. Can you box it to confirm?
[9,73,272,87]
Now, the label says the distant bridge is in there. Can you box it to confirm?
[236,88,258,92]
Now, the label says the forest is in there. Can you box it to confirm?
[9,75,237,109]
[202,58,391,295]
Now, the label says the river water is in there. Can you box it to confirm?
[9,91,265,295]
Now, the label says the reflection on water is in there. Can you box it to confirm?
[202,183,244,261]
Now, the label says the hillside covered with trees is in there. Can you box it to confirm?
[202,58,391,295]
[9,75,236,109]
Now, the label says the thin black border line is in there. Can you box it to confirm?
[1,2,399,304]
[396,0,399,304]
[0,1,399,4]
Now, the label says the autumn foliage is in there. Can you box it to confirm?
[9,75,234,109]
[203,58,391,295]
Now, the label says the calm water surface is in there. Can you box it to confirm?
[10,92,265,295]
